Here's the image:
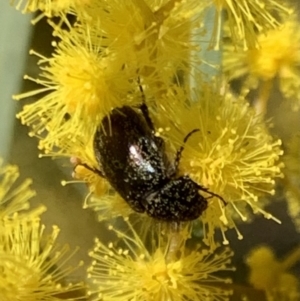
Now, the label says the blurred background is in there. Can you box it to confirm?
[0,0,299,299]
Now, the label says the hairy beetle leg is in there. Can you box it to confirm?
[78,163,105,178]
[137,81,155,131]
[174,128,200,170]
[70,157,105,179]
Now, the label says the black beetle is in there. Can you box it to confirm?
[88,97,225,222]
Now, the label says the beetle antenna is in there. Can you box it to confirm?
[174,129,199,170]
[197,184,227,206]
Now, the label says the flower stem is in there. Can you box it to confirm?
[253,79,273,116]
[165,223,186,263]
[282,246,300,270]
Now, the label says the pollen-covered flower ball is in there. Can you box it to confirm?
[211,0,292,49]
[15,21,133,153]
[223,15,300,111]
[246,245,300,300]
[87,221,234,301]
[0,215,85,300]
[0,160,35,219]
[154,82,283,243]
[75,0,208,99]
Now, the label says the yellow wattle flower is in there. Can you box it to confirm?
[0,160,35,219]
[88,220,234,301]
[211,0,292,50]
[75,0,206,93]
[223,15,300,112]
[14,0,206,157]
[0,215,85,300]
[246,245,300,301]
[153,81,283,244]
[247,19,300,81]
[15,21,134,153]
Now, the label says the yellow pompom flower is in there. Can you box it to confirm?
[211,0,292,50]
[153,81,283,244]
[15,21,134,154]
[0,160,35,219]
[14,0,206,156]
[0,215,85,300]
[223,15,300,113]
[88,220,234,301]
[81,0,206,91]
[246,245,300,301]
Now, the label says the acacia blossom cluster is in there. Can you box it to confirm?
[6,0,299,300]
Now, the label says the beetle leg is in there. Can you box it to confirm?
[139,102,155,131]
[77,163,105,178]
[173,128,200,170]
[196,184,227,206]
[137,78,156,131]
